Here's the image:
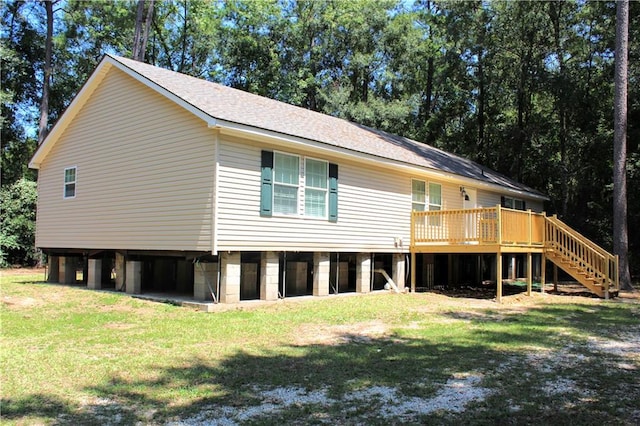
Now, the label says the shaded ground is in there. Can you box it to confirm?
[2,269,639,425]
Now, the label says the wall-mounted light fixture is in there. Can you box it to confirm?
[460,186,470,201]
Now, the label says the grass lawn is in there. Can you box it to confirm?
[2,271,639,425]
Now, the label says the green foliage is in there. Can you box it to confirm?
[1,0,638,272]
[0,178,38,267]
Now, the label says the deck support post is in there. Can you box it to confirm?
[540,253,546,293]
[47,256,59,282]
[220,252,241,304]
[392,253,406,292]
[496,253,503,303]
[356,253,371,293]
[410,252,416,293]
[526,252,532,296]
[313,252,330,297]
[509,255,517,280]
[260,251,279,301]
[87,259,102,290]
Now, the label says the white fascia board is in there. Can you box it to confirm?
[214,119,549,202]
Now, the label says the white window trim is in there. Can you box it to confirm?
[272,151,330,219]
[63,166,77,199]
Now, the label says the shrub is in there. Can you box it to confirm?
[0,178,38,267]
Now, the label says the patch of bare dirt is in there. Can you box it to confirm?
[103,322,135,330]
[1,295,43,309]
[294,320,391,346]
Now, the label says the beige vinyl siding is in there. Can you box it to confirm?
[216,136,460,253]
[476,190,502,208]
[35,68,214,251]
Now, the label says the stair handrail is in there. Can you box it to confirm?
[545,215,619,292]
[545,215,614,262]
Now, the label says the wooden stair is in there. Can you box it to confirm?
[544,215,619,298]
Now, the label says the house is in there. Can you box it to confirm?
[29,55,619,303]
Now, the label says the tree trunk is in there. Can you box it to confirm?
[38,0,54,145]
[549,1,570,218]
[132,0,155,62]
[613,0,632,290]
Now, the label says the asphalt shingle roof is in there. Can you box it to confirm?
[109,55,545,199]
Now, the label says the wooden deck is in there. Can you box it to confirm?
[411,206,545,253]
[410,206,619,300]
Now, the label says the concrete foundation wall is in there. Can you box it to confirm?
[194,261,217,302]
[260,252,279,301]
[313,252,330,297]
[87,259,102,290]
[356,254,371,293]
[393,253,406,291]
[75,249,421,305]
[59,256,76,284]
[125,260,142,294]
[220,252,241,304]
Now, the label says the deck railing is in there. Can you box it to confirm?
[411,206,545,247]
[410,205,619,294]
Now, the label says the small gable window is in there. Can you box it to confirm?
[64,167,77,199]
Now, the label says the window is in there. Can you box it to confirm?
[412,180,426,211]
[305,158,328,218]
[64,167,76,199]
[502,196,525,211]
[428,183,442,212]
[273,153,299,215]
[412,180,442,225]
[261,151,338,221]
[412,180,441,211]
